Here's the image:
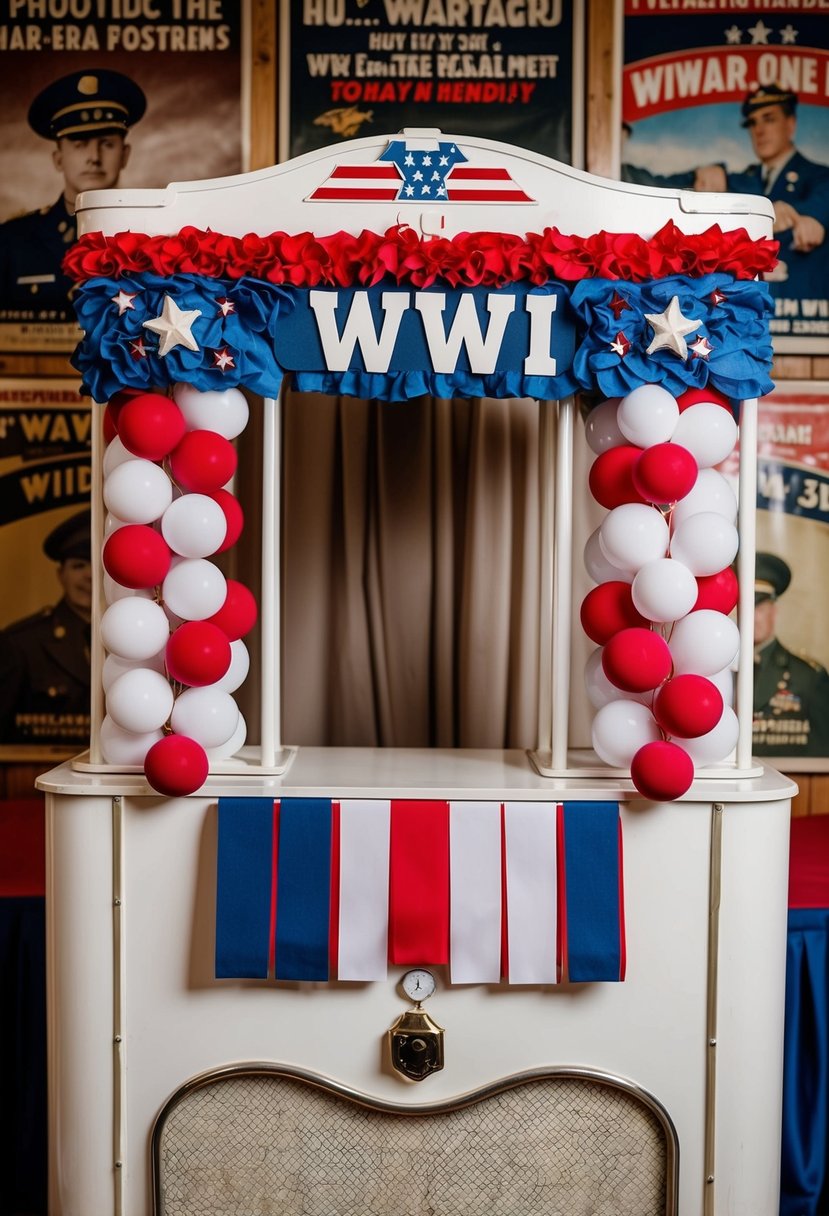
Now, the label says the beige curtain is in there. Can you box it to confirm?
[281,391,542,749]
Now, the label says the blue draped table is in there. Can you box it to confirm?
[781,816,829,1216]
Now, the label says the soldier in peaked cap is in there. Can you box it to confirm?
[753,551,829,758]
[0,70,145,321]
[0,509,91,747]
[727,85,829,301]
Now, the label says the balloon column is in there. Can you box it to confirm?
[100,385,254,797]
[583,385,741,800]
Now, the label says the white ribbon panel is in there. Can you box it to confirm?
[450,801,502,983]
[504,801,558,984]
[338,799,391,980]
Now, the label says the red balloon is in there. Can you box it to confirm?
[580,581,648,645]
[144,734,209,797]
[118,393,187,461]
[631,740,694,801]
[206,579,258,640]
[588,446,644,509]
[694,567,738,614]
[109,387,145,412]
[653,674,724,738]
[676,386,734,414]
[102,524,172,589]
[209,489,244,553]
[166,621,232,686]
[602,627,672,693]
[632,442,698,504]
[170,430,237,493]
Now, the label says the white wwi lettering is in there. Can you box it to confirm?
[309,289,409,372]
[309,288,560,375]
[415,293,516,374]
[523,294,558,375]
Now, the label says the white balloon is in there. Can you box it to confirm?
[213,639,250,693]
[681,705,739,765]
[170,686,239,749]
[584,398,624,455]
[671,403,738,468]
[617,385,679,447]
[161,494,227,558]
[102,649,165,692]
[584,527,635,584]
[173,383,250,440]
[585,648,650,709]
[106,668,174,734]
[100,715,164,766]
[671,468,737,527]
[104,512,128,537]
[205,711,247,760]
[162,558,226,620]
[599,503,670,573]
[670,512,739,576]
[591,700,661,767]
[707,666,735,708]
[103,573,154,605]
[103,459,173,524]
[102,436,134,476]
[669,610,740,676]
[632,558,698,623]
[101,598,170,661]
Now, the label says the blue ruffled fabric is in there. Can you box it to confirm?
[71,273,295,402]
[569,273,774,401]
[71,270,774,404]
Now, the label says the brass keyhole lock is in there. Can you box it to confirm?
[388,968,445,1082]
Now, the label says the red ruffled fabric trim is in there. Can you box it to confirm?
[63,221,779,288]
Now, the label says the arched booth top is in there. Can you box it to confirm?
[67,132,779,799]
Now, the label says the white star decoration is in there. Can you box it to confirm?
[111,289,137,316]
[610,332,631,358]
[142,295,202,356]
[780,24,798,43]
[644,296,702,359]
[724,24,742,44]
[216,297,236,317]
[748,19,771,43]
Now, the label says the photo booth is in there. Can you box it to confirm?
[38,131,795,1215]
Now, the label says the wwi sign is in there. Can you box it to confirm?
[622,1,829,354]
[285,0,582,167]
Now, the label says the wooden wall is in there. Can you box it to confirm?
[2,0,825,819]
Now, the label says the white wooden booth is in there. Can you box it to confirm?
[38,132,795,1216]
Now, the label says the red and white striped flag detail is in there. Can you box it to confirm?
[308,137,534,204]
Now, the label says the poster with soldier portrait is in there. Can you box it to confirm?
[0,379,92,759]
[721,384,829,769]
[622,1,829,355]
[284,0,583,166]
[0,1,248,353]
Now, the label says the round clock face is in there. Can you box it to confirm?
[401,968,436,1002]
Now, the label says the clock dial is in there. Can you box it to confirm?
[401,968,436,1002]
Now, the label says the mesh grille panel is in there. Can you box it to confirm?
[156,1072,669,1216]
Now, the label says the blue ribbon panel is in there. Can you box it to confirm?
[275,798,333,982]
[562,802,623,983]
[215,797,274,979]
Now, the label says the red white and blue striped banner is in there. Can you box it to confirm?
[215,799,625,984]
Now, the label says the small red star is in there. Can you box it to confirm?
[689,336,714,360]
[709,289,727,306]
[608,291,630,320]
[128,337,148,359]
[216,297,236,317]
[212,346,236,371]
[609,331,631,357]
